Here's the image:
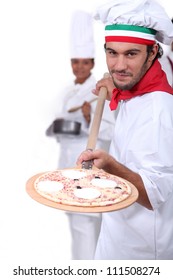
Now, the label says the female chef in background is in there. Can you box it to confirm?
[46,10,115,259]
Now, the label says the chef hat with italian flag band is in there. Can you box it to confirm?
[70,10,95,58]
[94,0,173,45]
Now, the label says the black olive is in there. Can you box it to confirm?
[115,186,122,189]
[76,186,82,189]
[95,176,100,179]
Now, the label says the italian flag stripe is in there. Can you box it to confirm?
[105,24,156,35]
[105,36,155,45]
[105,24,156,45]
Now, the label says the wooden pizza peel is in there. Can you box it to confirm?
[26,73,139,212]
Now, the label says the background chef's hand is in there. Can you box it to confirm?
[92,76,115,101]
[76,149,112,170]
[81,101,91,124]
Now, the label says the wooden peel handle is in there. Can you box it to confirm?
[85,73,109,150]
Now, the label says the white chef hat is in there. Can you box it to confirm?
[70,10,95,58]
[94,0,173,45]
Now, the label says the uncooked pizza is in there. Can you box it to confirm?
[34,168,132,207]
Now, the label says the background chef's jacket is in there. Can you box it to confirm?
[54,74,115,168]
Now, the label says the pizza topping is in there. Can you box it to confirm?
[91,178,118,188]
[61,169,86,179]
[74,188,101,200]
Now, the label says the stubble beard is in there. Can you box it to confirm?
[111,61,149,90]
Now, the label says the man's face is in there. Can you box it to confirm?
[105,42,156,90]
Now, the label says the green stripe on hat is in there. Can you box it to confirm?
[105,24,156,35]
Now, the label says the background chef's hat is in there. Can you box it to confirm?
[70,10,95,58]
[94,0,173,45]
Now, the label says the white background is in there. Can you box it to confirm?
[0,0,172,278]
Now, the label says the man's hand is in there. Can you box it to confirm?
[92,76,115,101]
[77,149,111,170]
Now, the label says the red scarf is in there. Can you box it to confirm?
[109,59,173,110]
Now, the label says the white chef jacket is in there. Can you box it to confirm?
[56,74,115,168]
[159,56,173,87]
[95,91,173,260]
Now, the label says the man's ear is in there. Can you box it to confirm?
[149,43,159,62]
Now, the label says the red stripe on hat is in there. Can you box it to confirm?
[105,36,155,45]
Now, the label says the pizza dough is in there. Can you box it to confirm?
[34,168,132,207]
[37,181,64,192]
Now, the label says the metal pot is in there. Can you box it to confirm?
[53,118,81,135]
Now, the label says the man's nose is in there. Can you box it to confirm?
[115,56,127,71]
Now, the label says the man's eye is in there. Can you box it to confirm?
[107,50,116,56]
[127,52,136,57]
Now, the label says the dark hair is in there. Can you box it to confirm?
[147,43,163,61]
